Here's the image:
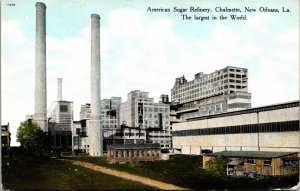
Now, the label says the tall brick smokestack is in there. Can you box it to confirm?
[89,14,102,156]
[34,2,47,132]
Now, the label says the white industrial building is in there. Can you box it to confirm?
[47,100,73,150]
[171,66,251,121]
[47,78,73,151]
[78,97,122,152]
[100,97,122,129]
[117,90,172,148]
[172,101,299,154]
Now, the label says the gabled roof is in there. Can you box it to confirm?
[204,151,298,159]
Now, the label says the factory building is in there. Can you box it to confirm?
[171,66,251,121]
[203,151,299,176]
[1,123,11,156]
[79,97,122,152]
[100,97,122,129]
[117,90,172,149]
[72,121,82,151]
[47,78,73,151]
[107,143,161,163]
[172,100,299,154]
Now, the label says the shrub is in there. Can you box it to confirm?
[205,157,230,175]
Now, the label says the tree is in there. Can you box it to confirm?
[206,157,230,175]
[17,120,46,156]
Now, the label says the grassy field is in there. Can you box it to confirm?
[2,155,155,190]
[70,154,299,190]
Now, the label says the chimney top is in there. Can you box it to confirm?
[91,14,100,19]
[35,2,46,9]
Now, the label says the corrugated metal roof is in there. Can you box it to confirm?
[205,151,298,159]
[108,143,161,150]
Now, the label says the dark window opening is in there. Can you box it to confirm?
[60,105,68,112]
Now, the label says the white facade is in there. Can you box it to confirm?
[47,100,73,150]
[100,97,122,129]
[172,101,299,154]
[118,90,172,148]
[80,103,91,120]
[47,101,73,132]
[79,97,122,152]
[171,66,251,121]
[171,66,248,104]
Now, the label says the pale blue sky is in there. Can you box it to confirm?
[2,0,299,145]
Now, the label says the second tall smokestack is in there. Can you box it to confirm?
[89,14,102,156]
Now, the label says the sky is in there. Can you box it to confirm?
[1,0,299,146]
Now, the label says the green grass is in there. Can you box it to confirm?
[70,154,299,190]
[2,155,156,190]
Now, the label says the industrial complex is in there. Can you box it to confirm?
[2,2,298,180]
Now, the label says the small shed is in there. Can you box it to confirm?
[203,151,299,176]
[107,143,161,163]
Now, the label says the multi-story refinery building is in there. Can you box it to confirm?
[171,66,251,121]
[117,90,172,148]
[79,97,122,152]
[47,78,73,151]
[80,103,91,120]
[80,97,122,128]
[47,108,73,150]
[101,97,122,129]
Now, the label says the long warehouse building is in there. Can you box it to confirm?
[173,100,299,154]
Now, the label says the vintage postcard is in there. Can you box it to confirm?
[1,0,299,190]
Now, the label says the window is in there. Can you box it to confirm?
[263,160,271,166]
[246,159,255,164]
[60,105,68,112]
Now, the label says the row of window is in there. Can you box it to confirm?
[188,102,299,121]
[143,107,169,113]
[175,68,246,87]
[113,150,160,158]
[229,94,251,100]
[173,79,246,96]
[233,159,272,166]
[173,120,299,136]
[228,103,251,109]
[245,159,271,166]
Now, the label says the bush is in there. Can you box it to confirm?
[205,157,230,175]
[17,120,49,156]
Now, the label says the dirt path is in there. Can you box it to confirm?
[69,160,189,190]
